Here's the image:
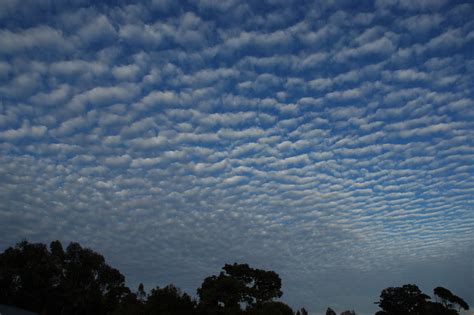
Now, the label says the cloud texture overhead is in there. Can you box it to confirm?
[1,0,473,314]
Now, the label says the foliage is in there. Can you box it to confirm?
[146,284,196,315]
[2,240,469,315]
[0,241,290,315]
[0,241,60,312]
[296,307,308,315]
[375,284,469,315]
[0,240,130,314]
[433,286,469,312]
[246,301,293,315]
[197,263,283,314]
[375,284,430,315]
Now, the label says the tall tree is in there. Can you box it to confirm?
[0,240,130,314]
[326,307,337,315]
[137,283,147,302]
[375,284,430,315]
[58,242,130,314]
[113,291,146,315]
[0,241,60,313]
[299,307,309,315]
[433,287,469,312]
[375,284,469,315]
[197,263,282,314]
[197,273,245,314]
[146,284,196,315]
[246,301,293,315]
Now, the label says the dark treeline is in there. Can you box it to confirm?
[0,241,469,315]
[0,240,301,315]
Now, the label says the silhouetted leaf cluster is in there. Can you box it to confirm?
[375,283,469,315]
[0,241,295,315]
[1,240,469,315]
[0,240,129,314]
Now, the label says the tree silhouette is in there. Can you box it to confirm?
[112,291,145,315]
[137,283,147,302]
[246,301,293,315]
[375,284,430,315]
[1,241,303,315]
[59,242,130,314]
[5,240,471,315]
[375,284,469,315]
[298,307,309,315]
[433,287,469,312]
[0,241,60,312]
[222,263,283,305]
[197,273,244,314]
[197,263,283,314]
[0,240,129,314]
[146,284,196,315]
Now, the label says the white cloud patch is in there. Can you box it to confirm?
[30,84,71,106]
[50,60,108,76]
[335,36,396,61]
[128,135,168,149]
[78,14,117,45]
[0,121,47,140]
[0,25,71,54]
[104,154,132,166]
[112,64,141,81]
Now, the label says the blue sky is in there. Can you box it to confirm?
[0,0,473,314]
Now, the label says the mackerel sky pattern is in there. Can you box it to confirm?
[0,0,473,314]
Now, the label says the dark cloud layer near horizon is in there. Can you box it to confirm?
[0,0,473,314]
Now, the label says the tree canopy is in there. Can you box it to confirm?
[0,240,130,315]
[0,240,292,315]
[1,240,470,315]
[375,284,469,315]
[434,286,469,312]
[197,263,283,314]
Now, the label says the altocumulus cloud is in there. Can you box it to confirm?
[0,0,473,314]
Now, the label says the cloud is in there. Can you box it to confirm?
[78,14,117,46]
[424,28,465,51]
[0,121,47,141]
[335,36,396,61]
[51,115,88,136]
[130,157,162,168]
[50,60,108,76]
[401,14,444,36]
[376,0,448,11]
[67,84,141,111]
[0,25,71,54]
[119,23,163,48]
[0,72,41,98]
[217,127,266,140]
[30,84,71,106]
[112,64,141,81]
[104,154,132,166]
[128,136,168,149]
[138,91,181,110]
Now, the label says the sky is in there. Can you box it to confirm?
[0,0,473,314]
